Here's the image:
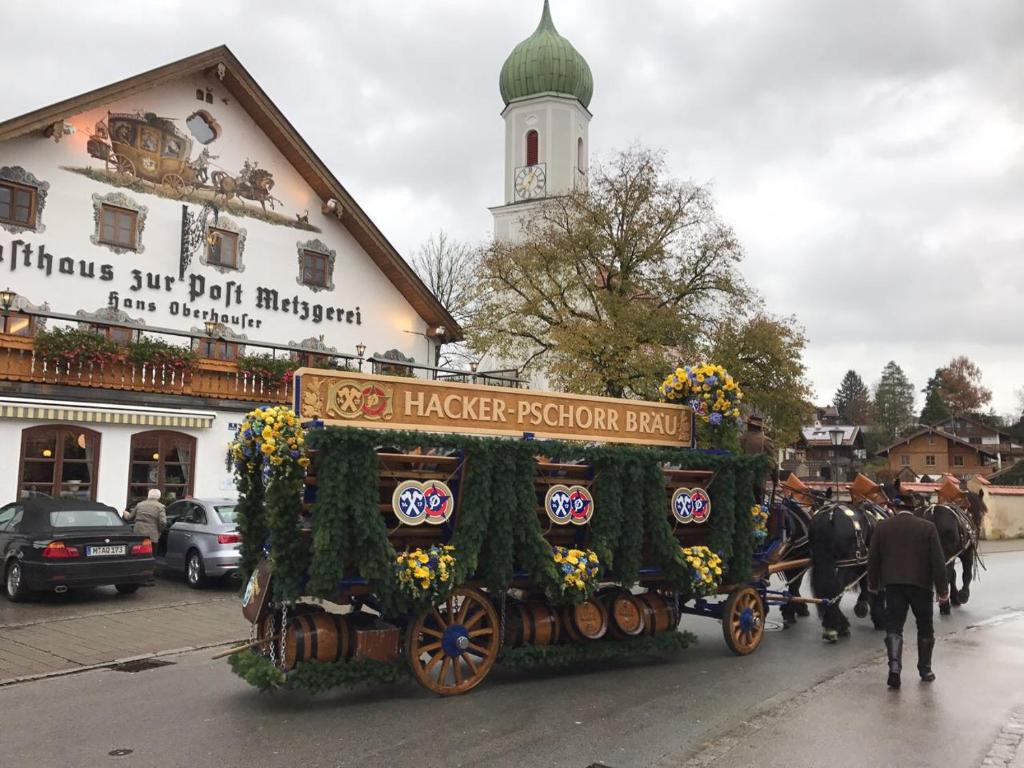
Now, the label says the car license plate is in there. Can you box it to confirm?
[86,545,126,557]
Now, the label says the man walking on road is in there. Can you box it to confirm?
[867,495,949,690]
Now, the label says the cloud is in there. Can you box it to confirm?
[3,0,1022,414]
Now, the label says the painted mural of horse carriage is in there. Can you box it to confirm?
[87,112,199,197]
[226,370,773,696]
[85,112,282,211]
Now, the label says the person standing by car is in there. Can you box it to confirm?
[867,494,949,690]
[124,489,166,546]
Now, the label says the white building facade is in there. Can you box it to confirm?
[0,47,458,509]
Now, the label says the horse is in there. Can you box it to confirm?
[211,166,281,214]
[809,500,886,642]
[920,490,984,615]
[774,495,813,627]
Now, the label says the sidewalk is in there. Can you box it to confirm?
[660,611,1024,768]
[0,593,247,684]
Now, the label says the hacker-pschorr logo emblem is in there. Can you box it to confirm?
[326,380,394,421]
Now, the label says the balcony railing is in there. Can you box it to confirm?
[0,335,292,404]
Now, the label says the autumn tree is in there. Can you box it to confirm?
[468,147,745,397]
[833,370,872,425]
[410,231,481,367]
[873,361,916,441]
[919,369,952,425]
[708,309,814,445]
[936,355,992,415]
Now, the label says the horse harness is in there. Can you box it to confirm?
[923,503,978,566]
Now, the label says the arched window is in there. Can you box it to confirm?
[577,138,585,171]
[525,130,539,167]
[19,425,101,500]
[127,430,196,507]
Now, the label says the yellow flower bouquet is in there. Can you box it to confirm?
[394,544,457,605]
[752,503,770,547]
[231,405,309,477]
[658,363,743,427]
[552,545,601,601]
[680,545,724,597]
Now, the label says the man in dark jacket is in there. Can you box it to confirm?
[867,496,949,689]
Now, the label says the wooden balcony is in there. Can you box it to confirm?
[0,334,291,405]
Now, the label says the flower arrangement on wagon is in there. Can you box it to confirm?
[680,545,724,597]
[659,363,743,426]
[394,544,457,606]
[751,502,769,546]
[231,405,309,476]
[552,546,601,601]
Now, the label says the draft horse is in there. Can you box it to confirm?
[808,500,886,641]
[921,489,984,615]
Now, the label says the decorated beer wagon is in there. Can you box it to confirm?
[228,366,771,695]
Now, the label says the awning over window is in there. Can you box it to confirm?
[0,398,216,429]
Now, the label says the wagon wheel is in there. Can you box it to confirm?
[407,586,500,696]
[162,173,186,198]
[106,153,134,179]
[722,586,765,656]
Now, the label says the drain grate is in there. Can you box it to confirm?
[111,658,175,673]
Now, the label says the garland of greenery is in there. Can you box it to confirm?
[234,471,266,581]
[238,425,770,610]
[227,650,407,693]
[499,631,697,670]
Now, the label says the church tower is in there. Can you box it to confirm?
[490,0,593,243]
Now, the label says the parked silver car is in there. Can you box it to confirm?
[157,498,241,588]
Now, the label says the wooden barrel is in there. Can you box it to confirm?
[637,592,679,636]
[257,604,324,657]
[504,601,561,647]
[560,598,609,643]
[283,612,353,670]
[601,588,646,640]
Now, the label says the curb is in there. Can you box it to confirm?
[0,637,247,688]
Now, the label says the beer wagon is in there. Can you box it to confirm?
[229,370,770,696]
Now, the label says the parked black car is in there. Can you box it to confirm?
[1,499,155,601]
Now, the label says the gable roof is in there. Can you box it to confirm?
[934,414,1011,440]
[876,426,998,458]
[0,46,461,341]
[800,424,861,447]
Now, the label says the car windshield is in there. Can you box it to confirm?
[49,509,124,528]
[214,505,237,524]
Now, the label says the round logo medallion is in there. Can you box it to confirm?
[545,484,572,524]
[567,486,594,526]
[672,487,695,524]
[691,488,711,524]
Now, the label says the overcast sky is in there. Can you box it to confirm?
[4,0,1022,416]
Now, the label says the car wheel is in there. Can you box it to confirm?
[115,584,140,595]
[185,550,207,589]
[5,560,30,602]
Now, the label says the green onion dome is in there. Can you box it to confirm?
[499,0,593,109]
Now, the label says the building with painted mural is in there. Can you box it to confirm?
[0,47,459,509]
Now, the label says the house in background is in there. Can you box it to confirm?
[781,424,865,481]
[877,426,999,480]
[934,415,1023,469]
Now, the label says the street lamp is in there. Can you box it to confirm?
[469,359,479,384]
[0,288,15,316]
[355,342,366,372]
[204,320,220,338]
[829,428,845,500]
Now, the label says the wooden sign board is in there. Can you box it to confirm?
[293,369,693,447]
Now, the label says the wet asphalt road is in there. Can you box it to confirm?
[2,548,1022,768]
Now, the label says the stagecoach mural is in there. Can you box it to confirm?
[61,110,320,232]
